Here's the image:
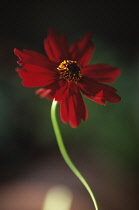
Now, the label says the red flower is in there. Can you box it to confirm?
[14,29,121,128]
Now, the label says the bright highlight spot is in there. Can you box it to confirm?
[42,185,73,210]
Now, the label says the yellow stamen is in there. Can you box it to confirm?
[57,60,82,83]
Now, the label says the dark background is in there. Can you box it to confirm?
[0,1,138,210]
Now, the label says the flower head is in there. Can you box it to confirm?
[14,28,121,127]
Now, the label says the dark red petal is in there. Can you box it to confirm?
[36,79,68,102]
[79,77,121,104]
[94,77,115,83]
[68,85,88,127]
[16,68,57,87]
[14,48,30,63]
[44,28,69,62]
[52,80,68,102]
[35,88,52,98]
[60,83,88,128]
[23,64,58,74]
[60,99,69,123]
[14,48,56,69]
[59,34,69,59]
[84,90,106,105]
[69,32,94,67]
[78,45,94,67]
[81,64,120,83]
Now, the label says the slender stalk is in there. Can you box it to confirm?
[51,99,99,210]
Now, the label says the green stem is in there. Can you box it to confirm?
[51,99,99,210]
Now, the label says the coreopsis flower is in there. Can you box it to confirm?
[14,29,121,127]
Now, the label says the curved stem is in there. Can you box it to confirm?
[51,99,99,210]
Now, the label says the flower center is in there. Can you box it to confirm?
[57,60,82,82]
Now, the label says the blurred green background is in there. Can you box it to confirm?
[0,1,138,210]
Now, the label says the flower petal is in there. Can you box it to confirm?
[69,32,94,67]
[14,48,56,69]
[23,64,58,74]
[36,79,68,102]
[81,64,120,83]
[60,83,88,127]
[84,90,106,105]
[16,68,57,87]
[60,99,69,123]
[44,28,69,63]
[79,77,121,104]
[49,80,68,102]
